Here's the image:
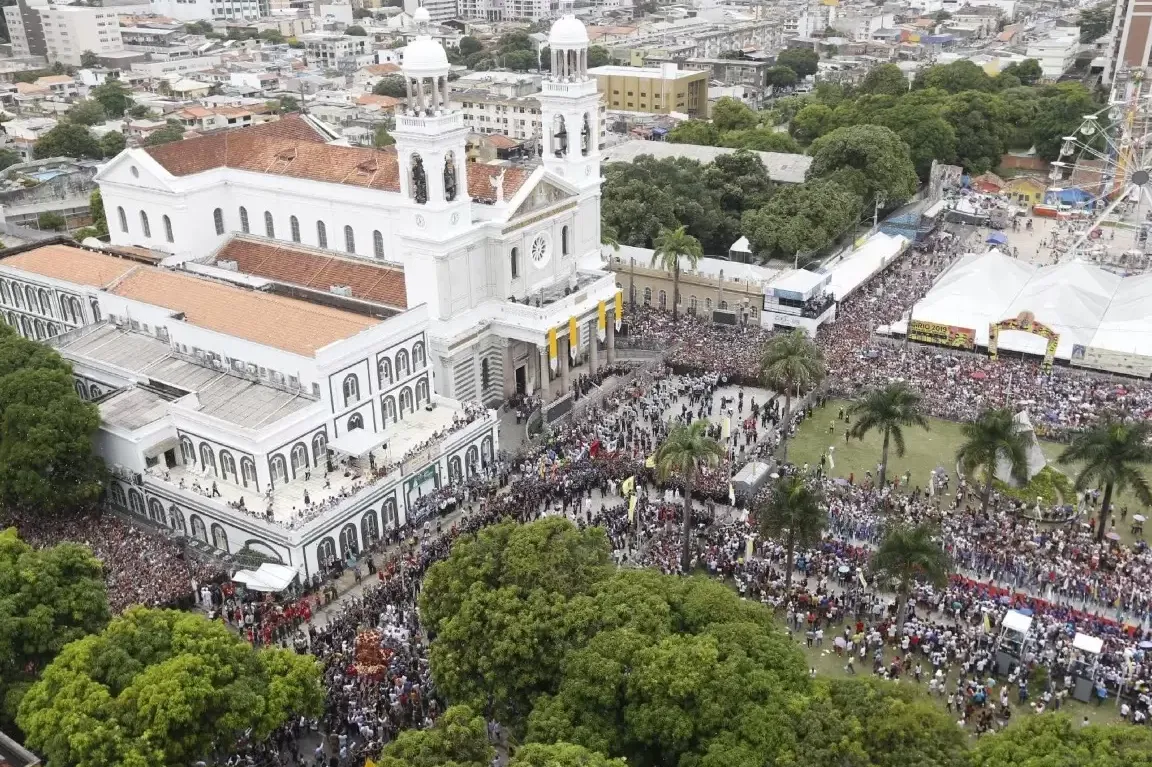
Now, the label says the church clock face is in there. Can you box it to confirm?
[530,233,551,269]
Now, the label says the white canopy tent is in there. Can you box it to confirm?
[232,563,299,592]
[1002,609,1034,634]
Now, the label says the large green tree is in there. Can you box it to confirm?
[0,528,109,723]
[971,715,1152,766]
[90,79,133,118]
[956,407,1030,516]
[654,419,725,571]
[759,330,826,461]
[846,381,929,488]
[776,48,819,78]
[375,705,493,767]
[65,99,106,126]
[1031,82,1098,160]
[32,123,102,160]
[420,518,612,728]
[1058,420,1152,543]
[711,97,759,132]
[857,63,909,96]
[913,60,998,94]
[757,475,826,593]
[511,742,627,767]
[17,607,323,767]
[0,327,106,512]
[1078,3,1115,43]
[807,124,919,206]
[942,91,1012,173]
[741,178,860,260]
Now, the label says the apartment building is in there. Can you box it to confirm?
[589,63,709,118]
[401,0,456,23]
[3,0,47,58]
[39,6,124,66]
[148,0,270,22]
[300,33,371,68]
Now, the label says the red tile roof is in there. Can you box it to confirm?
[144,114,532,202]
[216,236,408,308]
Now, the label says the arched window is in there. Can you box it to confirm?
[110,482,126,507]
[466,445,480,477]
[719,300,728,310]
[163,214,173,243]
[128,489,145,516]
[510,247,519,279]
[689,295,698,315]
[344,225,355,254]
[0,282,8,304]
[9,288,19,309]
[180,436,195,464]
[658,290,667,309]
[361,510,380,547]
[378,357,393,387]
[270,454,288,485]
[382,395,397,424]
[383,498,397,527]
[199,443,217,476]
[239,206,249,233]
[347,412,364,430]
[38,288,51,317]
[312,432,327,465]
[412,341,426,369]
[88,384,102,398]
[56,294,67,319]
[481,358,490,389]
[33,319,43,340]
[219,450,237,482]
[168,505,186,534]
[190,515,208,542]
[148,498,164,524]
[25,286,35,313]
[396,349,410,379]
[448,455,462,482]
[140,211,151,238]
[339,523,358,558]
[342,374,359,406]
[19,317,30,338]
[562,225,569,256]
[117,206,127,232]
[399,386,414,416]
[415,377,429,406]
[211,523,229,553]
[482,435,494,464]
[241,457,257,488]
[643,287,652,306]
[213,208,224,235]
[373,230,384,258]
[74,379,88,399]
[410,153,428,204]
[264,211,275,238]
[290,442,308,476]
[705,297,713,310]
[316,221,327,248]
[290,215,300,242]
[317,537,336,566]
[91,297,101,322]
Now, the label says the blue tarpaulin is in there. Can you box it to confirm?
[1044,187,1092,205]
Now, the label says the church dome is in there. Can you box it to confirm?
[403,36,449,77]
[412,6,430,24]
[548,14,589,47]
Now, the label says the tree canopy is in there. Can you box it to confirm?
[17,607,323,767]
[0,528,109,724]
[807,124,919,205]
[90,79,133,118]
[776,48,819,78]
[32,123,102,160]
[0,324,106,513]
[970,715,1152,767]
[741,178,859,260]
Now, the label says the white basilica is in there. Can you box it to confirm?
[0,10,621,579]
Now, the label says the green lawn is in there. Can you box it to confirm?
[788,400,1152,544]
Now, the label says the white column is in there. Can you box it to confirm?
[416,77,426,113]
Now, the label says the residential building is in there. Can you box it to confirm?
[450,73,606,146]
[172,105,268,132]
[589,63,709,118]
[456,0,551,22]
[2,8,620,577]
[38,5,124,66]
[3,0,47,59]
[402,0,455,24]
[1107,0,1149,82]
[1026,26,1080,78]
[300,33,372,69]
[33,74,77,98]
[148,0,269,21]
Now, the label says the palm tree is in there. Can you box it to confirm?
[757,475,826,594]
[956,408,1029,517]
[651,225,702,321]
[1058,420,1152,543]
[847,382,929,488]
[759,330,826,462]
[872,523,952,631]
[654,419,726,572]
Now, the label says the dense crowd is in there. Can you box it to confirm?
[0,507,223,613]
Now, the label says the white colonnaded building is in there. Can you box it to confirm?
[0,9,621,578]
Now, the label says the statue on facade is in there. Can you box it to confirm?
[411,155,428,204]
[443,155,457,201]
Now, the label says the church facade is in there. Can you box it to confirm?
[95,8,620,409]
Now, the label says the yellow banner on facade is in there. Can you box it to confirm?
[614,290,623,330]
[628,493,637,522]
[547,327,558,372]
[568,316,578,361]
[597,300,607,342]
[621,475,635,495]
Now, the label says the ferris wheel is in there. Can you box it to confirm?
[1047,72,1152,269]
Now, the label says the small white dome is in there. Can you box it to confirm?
[412,6,430,24]
[403,36,449,76]
[549,14,589,47]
